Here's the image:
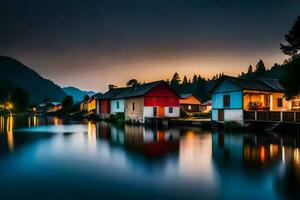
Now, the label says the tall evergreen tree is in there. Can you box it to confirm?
[170,72,181,91]
[182,76,188,84]
[255,59,266,75]
[247,65,253,73]
[280,16,300,57]
[279,16,300,99]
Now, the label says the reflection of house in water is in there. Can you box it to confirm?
[95,122,180,157]
[179,129,218,191]
[124,126,180,157]
[27,116,63,127]
[212,131,300,198]
[0,116,14,152]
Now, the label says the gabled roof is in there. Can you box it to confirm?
[112,80,172,99]
[209,75,284,93]
[179,93,202,102]
[202,100,212,106]
[91,92,103,100]
[179,93,193,99]
[97,87,129,100]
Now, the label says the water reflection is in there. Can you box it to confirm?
[1,116,300,198]
[92,121,180,157]
[0,116,64,153]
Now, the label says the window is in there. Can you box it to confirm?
[223,95,230,107]
[188,105,192,110]
[153,107,157,116]
[277,98,283,107]
[169,107,173,113]
[116,101,120,109]
[132,102,135,111]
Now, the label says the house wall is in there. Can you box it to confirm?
[144,83,179,107]
[212,91,243,109]
[224,109,243,123]
[212,109,243,123]
[125,97,144,122]
[201,105,212,113]
[143,106,180,118]
[88,99,96,112]
[211,80,243,123]
[100,99,110,114]
[111,99,125,114]
[180,104,200,112]
[271,93,291,111]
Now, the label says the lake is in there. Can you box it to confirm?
[0,116,299,199]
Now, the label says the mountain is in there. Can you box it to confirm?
[63,87,96,102]
[0,56,66,105]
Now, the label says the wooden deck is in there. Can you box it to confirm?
[244,111,300,123]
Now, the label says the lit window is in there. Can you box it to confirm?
[188,105,191,110]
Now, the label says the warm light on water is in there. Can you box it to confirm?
[0,116,300,199]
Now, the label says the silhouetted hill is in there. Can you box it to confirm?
[0,56,66,104]
[63,87,96,102]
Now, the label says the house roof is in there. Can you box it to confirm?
[99,87,129,100]
[179,93,193,99]
[91,92,104,100]
[112,80,171,99]
[209,75,284,93]
[202,100,212,106]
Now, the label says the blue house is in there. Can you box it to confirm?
[209,76,290,124]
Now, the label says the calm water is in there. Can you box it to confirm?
[0,116,299,199]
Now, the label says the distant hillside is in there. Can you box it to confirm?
[63,87,96,102]
[0,56,66,104]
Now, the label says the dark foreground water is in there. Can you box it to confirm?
[0,116,299,199]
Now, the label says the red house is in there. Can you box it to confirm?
[113,80,180,123]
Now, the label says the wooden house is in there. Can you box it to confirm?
[179,93,201,113]
[113,80,180,123]
[209,76,297,124]
[80,93,103,115]
[38,102,62,113]
[98,88,128,118]
[201,100,212,113]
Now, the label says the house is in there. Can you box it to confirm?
[209,75,295,124]
[110,88,132,115]
[98,88,128,118]
[113,80,180,123]
[38,102,62,113]
[80,100,88,111]
[179,93,201,113]
[201,100,212,113]
[80,93,103,114]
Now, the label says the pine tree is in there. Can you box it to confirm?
[280,16,300,57]
[247,65,253,73]
[255,59,266,75]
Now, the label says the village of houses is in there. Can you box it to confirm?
[39,75,300,131]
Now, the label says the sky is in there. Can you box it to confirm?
[0,0,299,92]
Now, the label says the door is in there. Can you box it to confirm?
[158,106,165,117]
[218,109,224,122]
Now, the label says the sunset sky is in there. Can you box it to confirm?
[1,0,299,92]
